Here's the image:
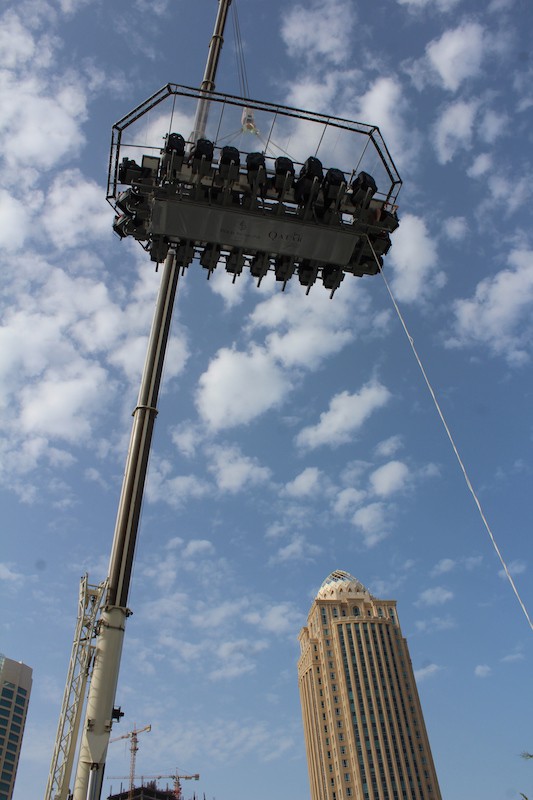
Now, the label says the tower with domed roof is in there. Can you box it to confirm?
[297,571,442,800]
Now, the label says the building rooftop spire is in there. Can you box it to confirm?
[316,570,373,600]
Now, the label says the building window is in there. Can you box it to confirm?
[352,607,360,617]
[339,733,344,741]
[344,773,350,781]
[346,789,352,797]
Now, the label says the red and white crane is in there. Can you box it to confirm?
[109,724,151,800]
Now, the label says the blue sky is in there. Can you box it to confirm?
[1,0,532,798]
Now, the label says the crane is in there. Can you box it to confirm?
[109,724,151,800]
[108,771,199,800]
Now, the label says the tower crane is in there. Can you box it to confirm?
[109,724,151,800]
[108,771,199,800]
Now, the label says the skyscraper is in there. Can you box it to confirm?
[0,654,32,800]
[298,571,441,800]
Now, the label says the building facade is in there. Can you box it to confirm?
[298,571,441,800]
[0,654,32,800]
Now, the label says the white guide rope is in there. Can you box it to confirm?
[368,238,533,632]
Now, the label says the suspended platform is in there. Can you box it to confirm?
[107,84,402,297]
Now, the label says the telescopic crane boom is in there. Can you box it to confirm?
[68,4,231,800]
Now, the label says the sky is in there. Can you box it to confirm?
[0,0,532,799]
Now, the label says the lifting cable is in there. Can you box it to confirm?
[366,237,533,632]
[232,0,251,100]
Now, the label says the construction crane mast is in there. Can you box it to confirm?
[109,724,151,800]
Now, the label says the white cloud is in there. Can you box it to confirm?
[442,216,468,241]
[479,109,509,144]
[0,190,31,252]
[19,361,109,442]
[248,282,362,371]
[467,153,492,178]
[208,266,247,308]
[0,72,87,177]
[387,214,444,303]
[196,345,291,431]
[414,663,442,682]
[284,467,322,497]
[42,170,111,250]
[426,23,485,91]
[332,487,366,516]
[280,0,356,67]
[170,421,204,457]
[397,0,460,9]
[447,248,533,365]
[0,10,36,68]
[0,563,26,584]
[209,638,268,681]
[355,77,414,169]
[431,558,456,576]
[206,443,272,493]
[244,603,303,635]
[500,651,524,663]
[270,534,322,564]
[352,502,390,547]
[498,560,526,580]
[417,586,454,606]
[433,99,478,164]
[474,664,491,678]
[145,458,210,508]
[182,540,215,559]
[375,435,403,458]
[415,615,456,633]
[296,381,391,450]
[369,460,410,497]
